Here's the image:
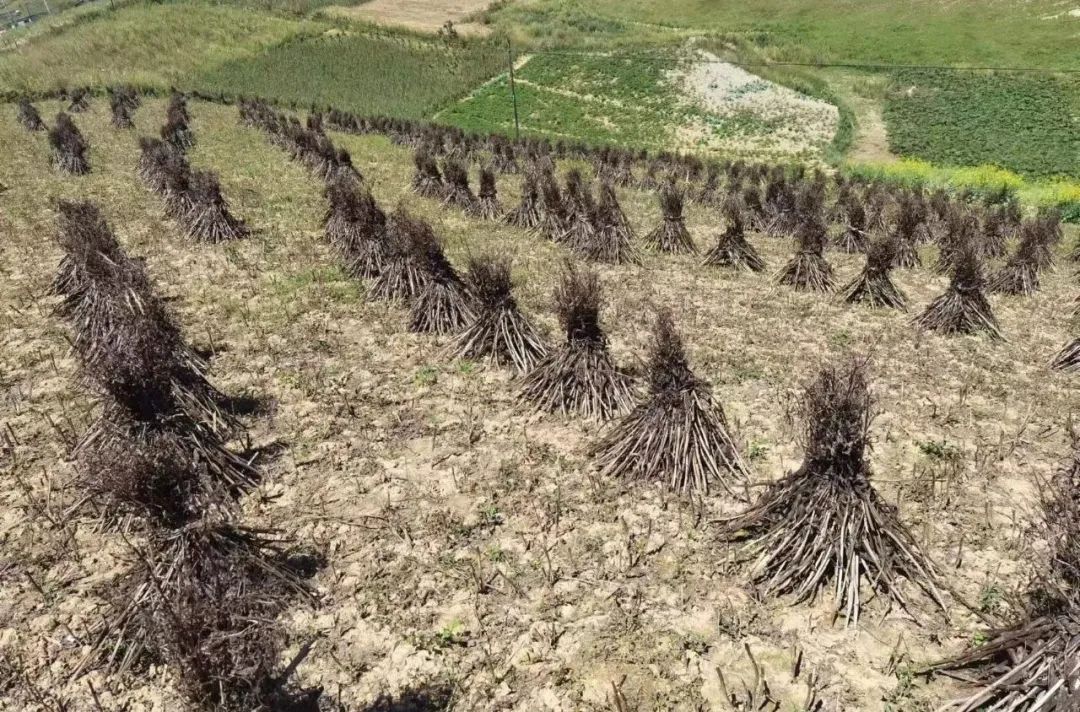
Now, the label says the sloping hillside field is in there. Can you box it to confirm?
[2,93,1079,710]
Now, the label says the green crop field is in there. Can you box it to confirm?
[0,2,314,93]
[439,52,691,147]
[199,33,506,119]
[883,69,1080,180]
[482,0,1080,69]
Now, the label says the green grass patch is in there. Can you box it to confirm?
[883,69,1079,180]
[199,33,505,118]
[0,2,314,93]
[483,0,1079,69]
[439,51,692,147]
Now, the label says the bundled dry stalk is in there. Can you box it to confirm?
[718,357,946,623]
[593,309,749,496]
[519,263,634,419]
[108,86,137,129]
[834,197,870,253]
[988,227,1041,296]
[162,93,195,152]
[889,194,925,269]
[841,236,907,310]
[408,221,473,334]
[181,170,249,243]
[78,519,312,710]
[703,196,766,272]
[934,206,980,274]
[470,167,502,220]
[927,439,1080,710]
[137,137,181,194]
[48,112,90,175]
[778,215,834,291]
[66,86,90,112]
[450,255,547,372]
[52,201,243,438]
[324,176,388,278]
[916,245,1002,339]
[644,185,697,253]
[1052,336,1080,372]
[536,169,568,241]
[441,159,477,211]
[16,96,45,131]
[504,170,543,230]
[368,210,432,302]
[562,169,599,249]
[411,149,444,198]
[577,182,639,264]
[1032,210,1063,270]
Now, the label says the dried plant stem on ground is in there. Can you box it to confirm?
[450,255,547,372]
[718,358,946,624]
[594,309,748,496]
[519,263,634,419]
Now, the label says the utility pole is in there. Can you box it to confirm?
[506,39,520,141]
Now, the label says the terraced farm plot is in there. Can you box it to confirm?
[3,96,1080,711]
[198,33,506,118]
[884,69,1080,180]
[440,52,839,162]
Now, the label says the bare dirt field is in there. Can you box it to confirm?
[1,99,1078,711]
[324,0,493,35]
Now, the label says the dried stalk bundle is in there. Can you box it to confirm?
[536,170,568,241]
[889,194,925,269]
[53,201,242,435]
[181,170,248,243]
[778,216,834,291]
[988,230,1040,296]
[916,245,1002,339]
[593,309,749,496]
[49,112,90,175]
[75,401,257,510]
[78,519,311,710]
[66,86,90,112]
[450,255,547,372]
[504,171,543,229]
[108,86,137,129]
[927,440,1080,710]
[934,207,980,275]
[411,150,443,198]
[324,176,388,278]
[718,358,946,623]
[162,93,195,152]
[644,186,696,253]
[1052,338,1080,372]
[562,170,599,249]
[841,236,907,310]
[703,197,766,272]
[980,204,1011,258]
[834,198,870,253]
[764,172,798,238]
[492,142,520,174]
[16,96,44,131]
[693,164,721,206]
[1032,210,1064,270]
[741,184,768,232]
[137,137,182,195]
[577,182,639,264]
[408,222,473,335]
[368,210,431,302]
[441,159,477,211]
[519,264,634,419]
[469,167,502,220]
